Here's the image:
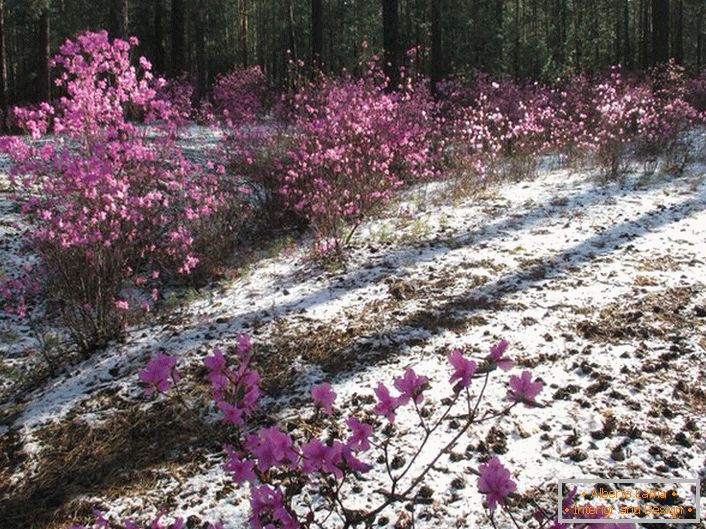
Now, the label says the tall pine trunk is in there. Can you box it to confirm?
[111,0,129,39]
[672,0,683,64]
[639,0,649,68]
[288,0,297,64]
[240,0,249,66]
[171,0,186,75]
[651,0,669,65]
[698,3,704,71]
[195,0,208,100]
[431,0,442,95]
[382,0,399,89]
[311,0,322,69]
[0,0,7,122]
[154,0,165,72]
[623,0,631,68]
[38,9,50,102]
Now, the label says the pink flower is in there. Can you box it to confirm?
[346,416,373,451]
[311,382,336,414]
[477,457,516,511]
[223,444,256,483]
[217,401,244,426]
[373,382,398,422]
[237,333,252,355]
[114,299,129,311]
[251,426,297,471]
[204,347,229,396]
[138,352,180,395]
[489,339,513,370]
[508,370,544,405]
[393,368,428,405]
[448,349,478,390]
[250,485,299,529]
[301,438,328,474]
[340,443,372,474]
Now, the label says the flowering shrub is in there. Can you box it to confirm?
[72,337,547,528]
[155,75,195,125]
[685,70,706,113]
[0,31,246,351]
[443,66,701,183]
[68,335,636,528]
[212,66,271,125]
[220,122,297,226]
[634,62,701,173]
[279,66,443,252]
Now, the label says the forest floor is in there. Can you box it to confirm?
[1,129,706,529]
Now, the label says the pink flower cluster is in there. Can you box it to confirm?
[212,65,271,125]
[277,64,443,249]
[204,336,261,427]
[0,31,247,350]
[442,65,701,180]
[72,337,552,529]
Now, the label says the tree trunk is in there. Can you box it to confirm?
[0,0,7,120]
[514,0,521,76]
[382,0,399,89]
[38,9,50,102]
[651,0,669,65]
[288,0,297,64]
[171,0,186,75]
[195,0,208,100]
[241,0,249,66]
[673,0,683,63]
[431,0,443,95]
[311,0,322,68]
[111,0,129,39]
[623,0,631,68]
[698,2,704,71]
[495,0,505,70]
[154,0,165,72]
[615,1,621,64]
[640,0,649,68]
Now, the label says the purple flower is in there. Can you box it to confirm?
[373,382,398,423]
[341,444,372,474]
[223,444,256,483]
[448,349,478,391]
[301,438,328,474]
[250,485,299,529]
[204,347,228,395]
[204,347,227,372]
[321,440,372,478]
[139,352,180,395]
[346,416,373,451]
[217,401,244,426]
[237,333,252,355]
[489,339,513,370]
[311,382,336,414]
[508,370,544,405]
[393,368,428,405]
[321,441,345,479]
[477,457,516,511]
[251,426,298,471]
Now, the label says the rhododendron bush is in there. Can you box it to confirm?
[67,336,635,529]
[70,337,557,529]
[213,65,272,124]
[441,66,702,181]
[277,66,443,252]
[0,31,246,351]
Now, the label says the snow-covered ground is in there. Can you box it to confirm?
[1,133,705,529]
